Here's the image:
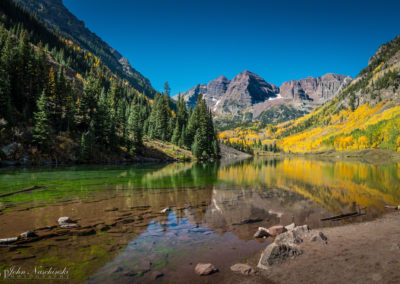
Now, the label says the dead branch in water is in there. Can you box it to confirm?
[0,185,45,198]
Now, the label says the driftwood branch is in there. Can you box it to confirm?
[0,185,45,198]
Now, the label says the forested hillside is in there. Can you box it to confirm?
[0,0,219,165]
[218,35,400,154]
[14,0,156,98]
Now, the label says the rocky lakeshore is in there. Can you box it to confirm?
[240,211,400,284]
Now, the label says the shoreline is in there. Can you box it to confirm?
[246,211,400,283]
[254,148,400,164]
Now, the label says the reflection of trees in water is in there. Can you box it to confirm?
[137,162,219,189]
[217,158,400,214]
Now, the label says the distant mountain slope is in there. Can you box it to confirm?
[274,35,400,153]
[176,70,351,123]
[14,0,156,98]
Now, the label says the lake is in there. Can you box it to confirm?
[0,158,399,283]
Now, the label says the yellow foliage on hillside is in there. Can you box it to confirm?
[279,103,400,153]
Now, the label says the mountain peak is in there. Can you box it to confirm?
[212,75,230,82]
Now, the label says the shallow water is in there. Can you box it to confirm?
[0,158,399,283]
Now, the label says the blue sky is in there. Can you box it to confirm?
[64,0,400,95]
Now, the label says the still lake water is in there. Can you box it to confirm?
[0,158,399,283]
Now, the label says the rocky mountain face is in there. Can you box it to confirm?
[280,74,353,104]
[15,0,156,98]
[176,70,352,122]
[218,70,279,116]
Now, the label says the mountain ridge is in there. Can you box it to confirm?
[175,70,352,123]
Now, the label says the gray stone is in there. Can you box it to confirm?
[230,263,254,275]
[257,243,303,270]
[194,263,218,275]
[58,217,74,225]
[311,232,328,243]
[319,232,328,241]
[20,231,38,239]
[275,225,311,245]
[284,223,296,231]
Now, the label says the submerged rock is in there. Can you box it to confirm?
[195,263,218,275]
[58,216,79,228]
[60,223,79,229]
[230,263,255,275]
[160,208,171,214]
[254,227,270,238]
[0,237,18,244]
[20,231,38,239]
[257,242,303,269]
[58,217,74,225]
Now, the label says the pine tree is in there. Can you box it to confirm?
[127,103,143,153]
[78,69,100,130]
[147,93,170,141]
[163,81,171,97]
[33,90,51,149]
[0,54,12,123]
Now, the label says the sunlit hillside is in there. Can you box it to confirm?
[219,35,400,154]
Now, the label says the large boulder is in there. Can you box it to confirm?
[194,263,218,276]
[257,242,303,270]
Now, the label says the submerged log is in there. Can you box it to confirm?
[0,185,44,198]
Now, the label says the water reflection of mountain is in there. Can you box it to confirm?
[217,158,400,215]
[201,186,331,240]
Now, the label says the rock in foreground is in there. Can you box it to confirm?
[195,263,218,276]
[258,224,327,270]
[230,263,255,275]
[258,243,303,269]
